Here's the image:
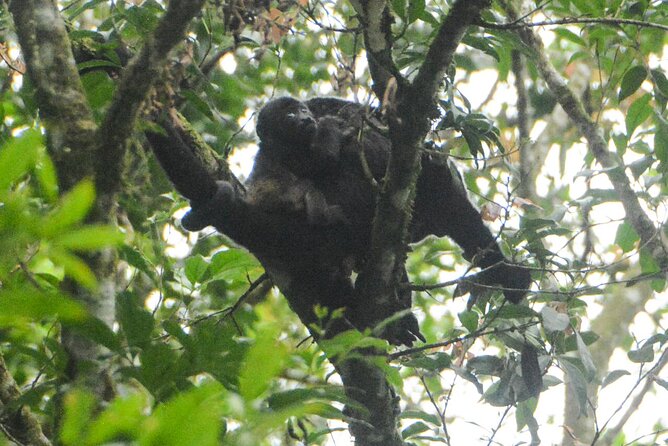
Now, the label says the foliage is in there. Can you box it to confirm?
[1,0,667,445]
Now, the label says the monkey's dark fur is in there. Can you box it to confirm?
[173,96,530,345]
[252,98,530,294]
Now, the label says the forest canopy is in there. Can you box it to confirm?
[0,0,667,445]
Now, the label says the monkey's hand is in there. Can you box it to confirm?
[380,309,426,346]
[495,263,532,303]
[181,181,237,231]
[304,191,350,226]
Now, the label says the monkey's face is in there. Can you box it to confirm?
[257,97,317,148]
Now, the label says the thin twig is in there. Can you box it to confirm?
[480,17,668,32]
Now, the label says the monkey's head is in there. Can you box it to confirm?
[256,97,317,147]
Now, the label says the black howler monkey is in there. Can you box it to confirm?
[179,96,530,346]
[252,97,531,303]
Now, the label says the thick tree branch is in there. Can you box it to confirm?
[512,51,534,199]
[411,0,492,108]
[502,2,667,265]
[347,0,402,99]
[0,354,51,446]
[95,0,206,201]
[563,283,654,445]
[9,0,206,404]
[601,349,668,445]
[356,0,492,344]
[8,0,97,191]
[345,2,492,444]
[8,0,118,400]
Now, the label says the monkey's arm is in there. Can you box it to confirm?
[413,154,531,302]
[146,121,218,203]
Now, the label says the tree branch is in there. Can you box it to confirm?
[344,2,492,444]
[356,0,492,350]
[8,0,118,399]
[601,348,668,445]
[0,353,51,446]
[8,0,97,191]
[502,1,668,266]
[480,16,668,33]
[347,0,402,100]
[411,0,492,108]
[95,0,206,202]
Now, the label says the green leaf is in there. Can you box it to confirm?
[563,331,599,352]
[655,117,668,168]
[399,410,441,426]
[570,0,601,14]
[163,320,194,350]
[462,128,483,158]
[137,343,184,398]
[401,421,430,440]
[53,225,125,250]
[553,28,586,46]
[0,289,87,325]
[41,180,96,236]
[614,222,639,252]
[49,248,98,289]
[482,376,512,406]
[390,0,407,19]
[515,397,537,431]
[182,90,214,120]
[117,292,155,347]
[86,394,146,445]
[119,246,155,277]
[655,378,668,392]
[628,155,653,179]
[462,36,500,62]
[81,71,115,109]
[452,364,483,394]
[560,358,588,416]
[575,331,596,378]
[140,383,224,446]
[651,69,668,98]
[541,306,570,332]
[493,304,539,319]
[466,355,503,376]
[458,310,478,332]
[35,150,59,202]
[267,387,347,410]
[60,390,97,446]
[619,65,647,102]
[68,316,121,352]
[625,94,652,137]
[239,321,287,400]
[66,0,109,19]
[125,2,161,36]
[601,369,630,388]
[639,247,660,276]
[0,129,42,194]
[404,352,452,371]
[185,254,209,284]
[628,344,654,363]
[209,249,262,280]
[407,0,425,24]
